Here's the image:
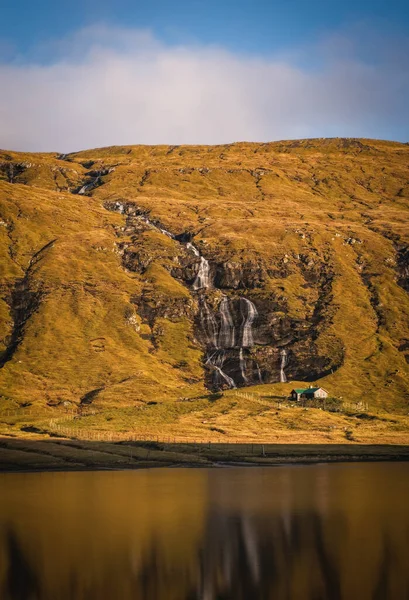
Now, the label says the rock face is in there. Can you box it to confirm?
[397,246,409,292]
[0,139,409,407]
[213,261,266,289]
[103,200,341,390]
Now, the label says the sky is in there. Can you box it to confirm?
[0,0,408,151]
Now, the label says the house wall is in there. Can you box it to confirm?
[290,389,328,400]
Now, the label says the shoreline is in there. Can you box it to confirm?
[1,437,409,473]
[2,457,409,474]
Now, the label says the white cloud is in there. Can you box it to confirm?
[0,24,408,152]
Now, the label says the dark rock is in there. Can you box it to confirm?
[214,261,266,289]
[397,245,409,291]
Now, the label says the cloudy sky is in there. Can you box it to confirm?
[1,0,408,151]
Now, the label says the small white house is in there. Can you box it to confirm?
[290,387,329,401]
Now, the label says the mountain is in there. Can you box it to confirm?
[1,138,409,416]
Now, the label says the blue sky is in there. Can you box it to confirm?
[2,0,409,58]
[1,0,408,150]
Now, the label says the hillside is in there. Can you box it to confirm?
[1,138,409,432]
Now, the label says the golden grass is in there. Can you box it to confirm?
[0,138,408,441]
[1,390,409,447]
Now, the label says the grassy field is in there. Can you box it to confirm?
[2,387,409,471]
[1,388,409,461]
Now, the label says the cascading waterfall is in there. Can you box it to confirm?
[280,349,288,383]
[218,297,236,348]
[256,363,263,384]
[206,350,236,389]
[239,348,248,384]
[240,298,258,347]
[120,205,232,386]
[158,226,175,239]
[193,256,211,290]
[199,299,219,348]
[78,168,114,195]
[187,241,211,290]
[186,242,200,257]
[203,296,260,389]
[108,201,263,390]
[109,202,209,289]
[78,177,101,195]
[199,295,236,387]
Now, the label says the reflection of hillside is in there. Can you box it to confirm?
[0,470,207,600]
[196,508,409,600]
[1,464,409,599]
[1,529,41,600]
[201,465,409,599]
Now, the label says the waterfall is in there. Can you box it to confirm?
[200,299,219,348]
[202,298,236,389]
[108,201,212,289]
[78,176,101,195]
[107,201,265,390]
[186,242,200,257]
[240,298,258,347]
[280,349,288,383]
[158,227,174,239]
[206,350,236,389]
[256,362,263,384]
[239,348,248,383]
[193,256,211,290]
[188,242,211,290]
[78,169,113,195]
[218,297,236,348]
[203,296,260,389]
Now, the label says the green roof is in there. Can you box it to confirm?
[292,388,321,394]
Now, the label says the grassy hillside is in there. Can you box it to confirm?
[0,138,408,440]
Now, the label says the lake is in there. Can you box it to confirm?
[0,463,408,599]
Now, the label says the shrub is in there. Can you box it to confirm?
[345,429,354,441]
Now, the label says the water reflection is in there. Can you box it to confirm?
[0,463,409,599]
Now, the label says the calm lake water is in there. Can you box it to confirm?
[0,463,409,599]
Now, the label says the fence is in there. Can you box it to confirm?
[1,395,373,444]
[43,425,295,448]
[233,392,370,413]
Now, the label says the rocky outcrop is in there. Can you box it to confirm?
[0,161,27,183]
[397,245,409,292]
[74,168,115,195]
[193,290,343,390]
[103,197,345,390]
[0,279,43,368]
[0,240,56,368]
[213,261,266,289]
